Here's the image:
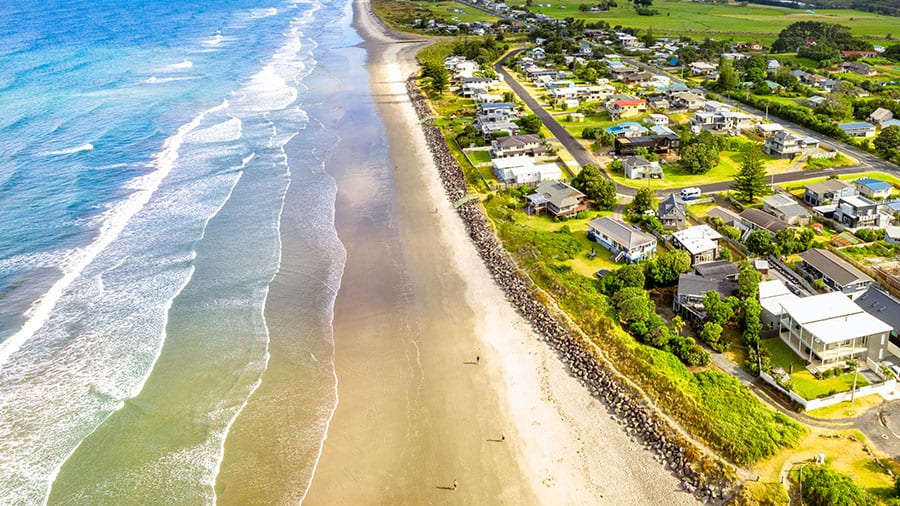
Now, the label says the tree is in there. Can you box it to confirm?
[716,58,739,91]
[737,260,762,299]
[632,186,654,213]
[680,140,719,174]
[517,114,543,134]
[599,131,616,147]
[613,287,653,323]
[671,315,685,336]
[571,164,616,208]
[703,291,735,326]
[731,143,771,203]
[647,249,692,286]
[421,59,449,94]
[741,299,763,347]
[700,321,725,350]
[817,92,852,119]
[875,125,900,163]
[746,229,773,256]
[502,90,516,103]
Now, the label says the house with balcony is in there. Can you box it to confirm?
[658,194,686,230]
[622,155,663,179]
[587,217,657,263]
[834,195,879,228]
[778,292,890,369]
[853,178,893,200]
[672,225,722,265]
[614,133,681,156]
[525,181,587,217]
[492,156,561,184]
[799,248,873,299]
[671,91,706,111]
[763,131,819,159]
[673,273,739,322]
[803,179,856,206]
[692,110,754,132]
[490,134,545,159]
[690,61,717,76]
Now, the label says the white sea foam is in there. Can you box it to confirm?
[250,7,278,18]
[43,143,93,156]
[185,118,243,144]
[170,60,193,70]
[145,76,202,85]
[0,100,228,370]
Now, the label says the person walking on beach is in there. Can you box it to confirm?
[475,355,480,365]
[501,433,506,442]
[453,479,458,490]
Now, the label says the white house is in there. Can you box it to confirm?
[622,155,663,179]
[492,156,561,184]
[671,225,722,265]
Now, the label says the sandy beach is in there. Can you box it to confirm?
[302,2,700,503]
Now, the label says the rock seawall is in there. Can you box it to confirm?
[406,76,738,503]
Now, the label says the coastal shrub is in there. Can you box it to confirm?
[498,222,583,262]
[793,465,874,506]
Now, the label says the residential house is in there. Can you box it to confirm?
[762,193,812,226]
[672,225,722,265]
[867,107,894,125]
[605,122,649,138]
[853,178,893,200]
[492,156,561,184]
[841,50,878,58]
[694,260,740,281]
[777,291,890,368]
[736,41,763,51]
[807,95,827,108]
[616,33,638,48]
[606,98,647,119]
[704,100,731,113]
[819,79,840,92]
[622,72,652,84]
[707,207,742,228]
[799,248,873,299]
[524,181,588,217]
[803,179,857,206]
[608,64,637,80]
[886,226,900,246]
[759,279,800,328]
[690,61,717,76]
[856,286,900,346]
[739,208,788,236]
[692,110,754,132]
[586,217,657,263]
[475,102,520,139]
[757,123,785,137]
[622,155,663,179]
[834,195,879,228]
[838,62,877,77]
[647,95,670,111]
[645,113,670,126]
[838,122,877,138]
[614,133,681,156]
[802,74,827,86]
[763,131,819,158]
[658,194,686,230]
[673,273,739,321]
[766,59,781,72]
[490,134,545,158]
[671,91,706,111]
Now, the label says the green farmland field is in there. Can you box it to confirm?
[504,0,898,44]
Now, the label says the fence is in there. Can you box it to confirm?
[760,370,897,412]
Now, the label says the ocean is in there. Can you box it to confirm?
[0,0,374,502]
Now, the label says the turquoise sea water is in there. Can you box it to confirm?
[0,0,368,502]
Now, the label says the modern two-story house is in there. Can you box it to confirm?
[587,217,657,263]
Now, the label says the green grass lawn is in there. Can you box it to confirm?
[687,201,718,218]
[503,0,897,43]
[465,149,492,165]
[516,209,619,277]
[762,338,870,401]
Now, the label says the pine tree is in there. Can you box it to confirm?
[731,143,770,203]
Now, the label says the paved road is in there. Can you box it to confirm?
[493,50,644,194]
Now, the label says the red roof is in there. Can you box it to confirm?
[612,99,646,107]
[841,50,877,57]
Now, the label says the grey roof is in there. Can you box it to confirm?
[622,155,652,170]
[740,208,788,233]
[658,194,685,220]
[857,286,900,332]
[869,107,893,123]
[495,134,542,149]
[693,260,740,280]
[530,180,585,209]
[587,216,655,249]
[806,178,853,195]
[764,194,811,219]
[707,207,741,226]
[676,273,739,299]
[799,248,873,287]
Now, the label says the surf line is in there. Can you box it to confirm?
[0,100,230,371]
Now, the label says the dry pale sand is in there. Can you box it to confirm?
[302,2,700,504]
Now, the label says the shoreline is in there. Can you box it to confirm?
[303,0,713,503]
